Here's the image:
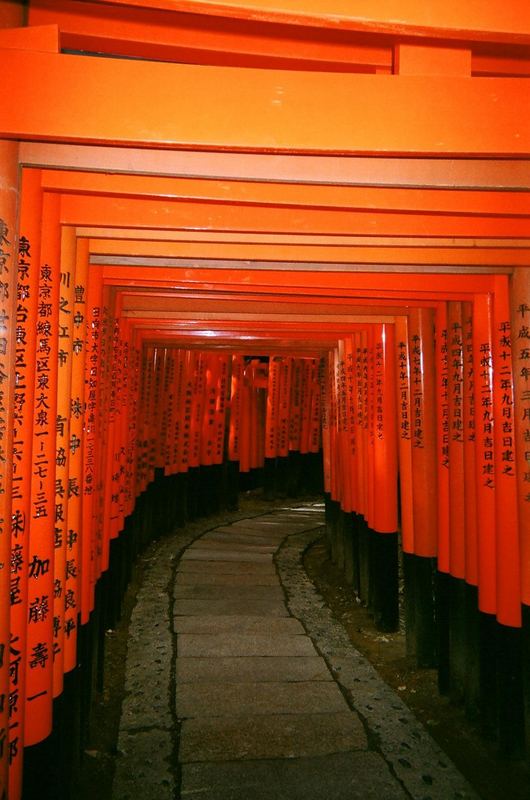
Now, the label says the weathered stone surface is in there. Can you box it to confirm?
[177,560,276,575]
[175,656,332,684]
[174,599,289,617]
[176,681,349,718]
[175,585,284,601]
[116,504,477,800]
[202,532,281,545]
[176,571,279,586]
[180,752,408,800]
[114,729,174,800]
[179,711,367,762]
[276,527,480,800]
[191,539,277,553]
[180,549,273,563]
[173,615,304,635]
[177,632,317,658]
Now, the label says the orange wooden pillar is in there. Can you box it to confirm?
[370,322,399,631]
[8,169,42,800]
[462,302,478,591]
[491,274,524,756]
[81,264,102,624]
[510,269,530,611]
[447,301,466,581]
[395,316,414,555]
[492,277,522,628]
[406,307,438,667]
[24,193,61,748]
[228,354,242,464]
[64,236,89,671]
[510,267,530,755]
[409,308,438,558]
[472,293,497,619]
[320,355,331,496]
[435,302,450,575]
[0,5,23,793]
[52,227,75,698]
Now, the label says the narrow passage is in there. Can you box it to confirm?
[114,506,479,800]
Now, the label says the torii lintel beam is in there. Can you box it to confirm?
[69,0,530,45]
[3,50,529,155]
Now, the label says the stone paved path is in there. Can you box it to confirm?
[114,504,480,800]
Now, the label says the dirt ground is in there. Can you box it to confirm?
[78,500,530,800]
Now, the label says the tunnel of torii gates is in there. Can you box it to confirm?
[0,0,530,797]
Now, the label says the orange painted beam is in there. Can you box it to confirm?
[41,169,530,216]
[473,52,530,77]
[0,23,59,51]
[88,239,530,267]
[79,229,530,249]
[29,0,392,70]
[21,143,530,191]
[100,263,495,295]
[58,195,530,238]
[79,0,530,45]
[3,50,529,155]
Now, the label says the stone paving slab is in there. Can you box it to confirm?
[177,560,277,575]
[177,632,317,657]
[175,599,289,616]
[202,532,282,544]
[174,585,285,601]
[180,549,273,563]
[176,656,332,683]
[179,711,367,762]
[180,752,408,800]
[175,571,279,586]
[212,526,287,539]
[173,615,305,635]
[176,681,349,718]
[190,540,278,553]
[231,520,287,529]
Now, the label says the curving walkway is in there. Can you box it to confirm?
[113,505,478,800]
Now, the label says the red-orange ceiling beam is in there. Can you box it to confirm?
[40,170,530,217]
[100,264,495,295]
[3,50,529,155]
[20,144,530,190]
[87,239,527,267]
[78,230,530,249]
[29,0,392,71]
[77,0,530,45]
[58,194,530,238]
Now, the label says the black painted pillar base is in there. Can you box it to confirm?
[335,509,346,572]
[342,512,356,587]
[287,450,302,496]
[186,466,201,520]
[448,577,468,703]
[226,460,240,510]
[523,604,530,762]
[370,531,399,632]
[496,622,525,757]
[323,493,335,556]
[463,584,481,720]
[479,611,498,740]
[403,554,437,669]
[263,457,276,500]
[23,668,82,800]
[358,517,370,607]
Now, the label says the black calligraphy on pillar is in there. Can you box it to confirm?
[497,321,515,478]
[515,303,530,501]
[479,342,494,489]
